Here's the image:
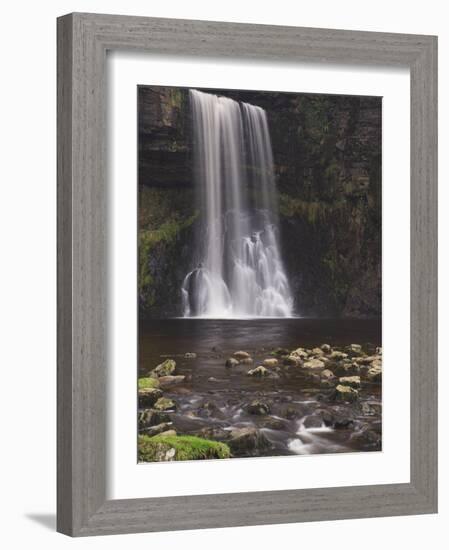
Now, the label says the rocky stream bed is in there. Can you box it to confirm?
[138,323,382,462]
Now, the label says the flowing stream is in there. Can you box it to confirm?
[182,89,293,318]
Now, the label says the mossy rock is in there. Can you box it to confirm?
[138,387,163,408]
[138,434,231,462]
[153,397,177,412]
[138,377,160,390]
[150,359,176,378]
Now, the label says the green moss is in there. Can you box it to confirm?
[138,435,231,462]
[138,187,199,309]
[138,377,160,390]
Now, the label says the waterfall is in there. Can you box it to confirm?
[182,89,294,318]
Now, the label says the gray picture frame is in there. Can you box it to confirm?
[57,12,438,537]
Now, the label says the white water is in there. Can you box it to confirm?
[182,89,294,318]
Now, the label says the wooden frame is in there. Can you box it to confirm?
[57,12,438,536]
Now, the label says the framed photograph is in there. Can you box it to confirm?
[57,12,437,536]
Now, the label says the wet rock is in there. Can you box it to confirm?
[247,365,269,377]
[228,427,271,454]
[315,408,335,426]
[321,369,336,381]
[347,344,362,355]
[290,347,309,360]
[246,400,271,415]
[239,357,254,366]
[225,357,239,368]
[359,401,382,416]
[351,426,381,447]
[261,416,290,430]
[303,415,323,429]
[330,350,349,361]
[184,352,197,359]
[263,358,279,367]
[320,373,337,388]
[158,375,186,389]
[334,362,360,377]
[321,344,332,353]
[138,409,171,429]
[302,358,326,370]
[196,400,223,418]
[140,422,173,437]
[355,355,380,366]
[283,355,302,366]
[207,377,221,382]
[150,359,176,378]
[376,347,382,355]
[338,375,361,389]
[334,416,355,429]
[334,384,359,402]
[198,427,230,441]
[153,397,177,412]
[280,404,310,420]
[311,347,324,357]
[366,361,382,382]
[138,387,163,408]
[233,350,251,360]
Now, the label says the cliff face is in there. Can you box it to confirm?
[138,86,381,318]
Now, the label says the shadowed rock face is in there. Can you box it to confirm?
[138,86,381,318]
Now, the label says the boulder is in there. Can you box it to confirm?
[359,401,382,416]
[334,416,355,429]
[150,359,176,378]
[334,362,360,377]
[366,363,382,382]
[351,426,381,447]
[140,422,173,437]
[239,357,254,365]
[138,409,171,429]
[261,416,290,430]
[347,344,362,355]
[302,358,326,370]
[355,355,380,365]
[228,427,271,454]
[153,397,177,412]
[321,369,336,381]
[138,387,163,408]
[158,375,186,389]
[290,348,309,360]
[321,344,332,353]
[196,400,223,419]
[376,347,382,355]
[263,358,279,367]
[338,375,361,389]
[330,350,349,361]
[315,408,335,427]
[246,400,271,415]
[283,355,302,366]
[198,427,230,441]
[311,347,324,357]
[247,365,269,377]
[225,357,239,368]
[303,415,323,429]
[184,352,197,359]
[233,350,251,360]
[334,384,359,402]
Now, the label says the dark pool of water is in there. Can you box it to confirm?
[139,318,382,458]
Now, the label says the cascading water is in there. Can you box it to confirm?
[182,89,294,318]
